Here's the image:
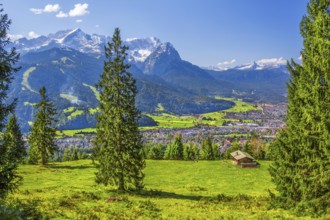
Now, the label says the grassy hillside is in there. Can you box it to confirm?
[57,97,261,135]
[8,160,321,219]
[146,97,261,129]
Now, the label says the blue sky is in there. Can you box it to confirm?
[2,0,308,67]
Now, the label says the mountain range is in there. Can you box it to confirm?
[8,29,290,131]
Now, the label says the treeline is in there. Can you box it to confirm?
[142,133,271,161]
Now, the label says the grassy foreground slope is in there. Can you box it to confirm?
[9,160,321,219]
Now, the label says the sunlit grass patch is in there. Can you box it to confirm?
[10,160,319,219]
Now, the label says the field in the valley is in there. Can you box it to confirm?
[9,160,322,219]
[57,97,262,136]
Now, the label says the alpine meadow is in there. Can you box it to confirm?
[0,0,329,219]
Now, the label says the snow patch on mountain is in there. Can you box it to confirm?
[207,57,288,73]
[125,37,161,63]
[10,29,167,65]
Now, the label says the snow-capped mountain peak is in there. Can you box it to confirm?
[8,29,170,64]
[206,57,288,73]
[233,58,287,71]
[125,37,162,63]
[235,61,258,70]
[255,57,287,69]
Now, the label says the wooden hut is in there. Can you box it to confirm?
[230,150,259,168]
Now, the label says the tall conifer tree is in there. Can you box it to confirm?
[3,115,25,161]
[269,0,329,215]
[201,136,214,160]
[28,87,57,165]
[0,6,21,200]
[93,28,145,191]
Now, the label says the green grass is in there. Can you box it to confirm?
[63,107,76,114]
[67,109,84,120]
[146,97,261,129]
[57,128,96,137]
[58,97,261,133]
[62,107,84,121]
[88,107,99,114]
[60,93,79,102]
[155,103,165,112]
[146,113,197,129]
[9,160,321,219]
[83,83,100,101]
[22,67,37,93]
[217,96,261,113]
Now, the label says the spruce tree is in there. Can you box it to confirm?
[3,115,25,162]
[0,115,24,200]
[93,28,145,191]
[269,0,329,215]
[171,134,184,160]
[0,7,20,130]
[0,4,20,200]
[62,148,71,162]
[201,136,214,160]
[0,6,21,200]
[28,87,57,165]
[71,147,79,161]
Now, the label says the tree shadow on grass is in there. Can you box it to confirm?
[130,189,212,201]
[46,164,94,170]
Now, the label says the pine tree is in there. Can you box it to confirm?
[147,143,164,160]
[0,6,21,200]
[28,87,57,165]
[71,147,79,161]
[171,134,184,160]
[62,148,71,162]
[269,0,329,215]
[92,28,145,191]
[0,115,24,200]
[201,136,214,160]
[183,142,199,161]
[3,115,25,162]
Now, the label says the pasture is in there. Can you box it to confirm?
[7,160,320,219]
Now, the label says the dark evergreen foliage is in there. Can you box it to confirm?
[147,143,164,160]
[93,28,145,191]
[164,134,184,160]
[0,115,24,200]
[28,87,57,165]
[3,115,25,161]
[269,0,329,215]
[0,6,21,200]
[183,142,199,161]
[201,136,215,160]
[0,7,20,130]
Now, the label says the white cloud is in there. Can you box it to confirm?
[56,3,89,18]
[69,3,89,17]
[95,24,100,28]
[298,55,302,60]
[217,59,236,66]
[56,11,68,18]
[28,31,40,39]
[214,59,236,71]
[44,4,60,13]
[8,34,24,41]
[30,4,60,14]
